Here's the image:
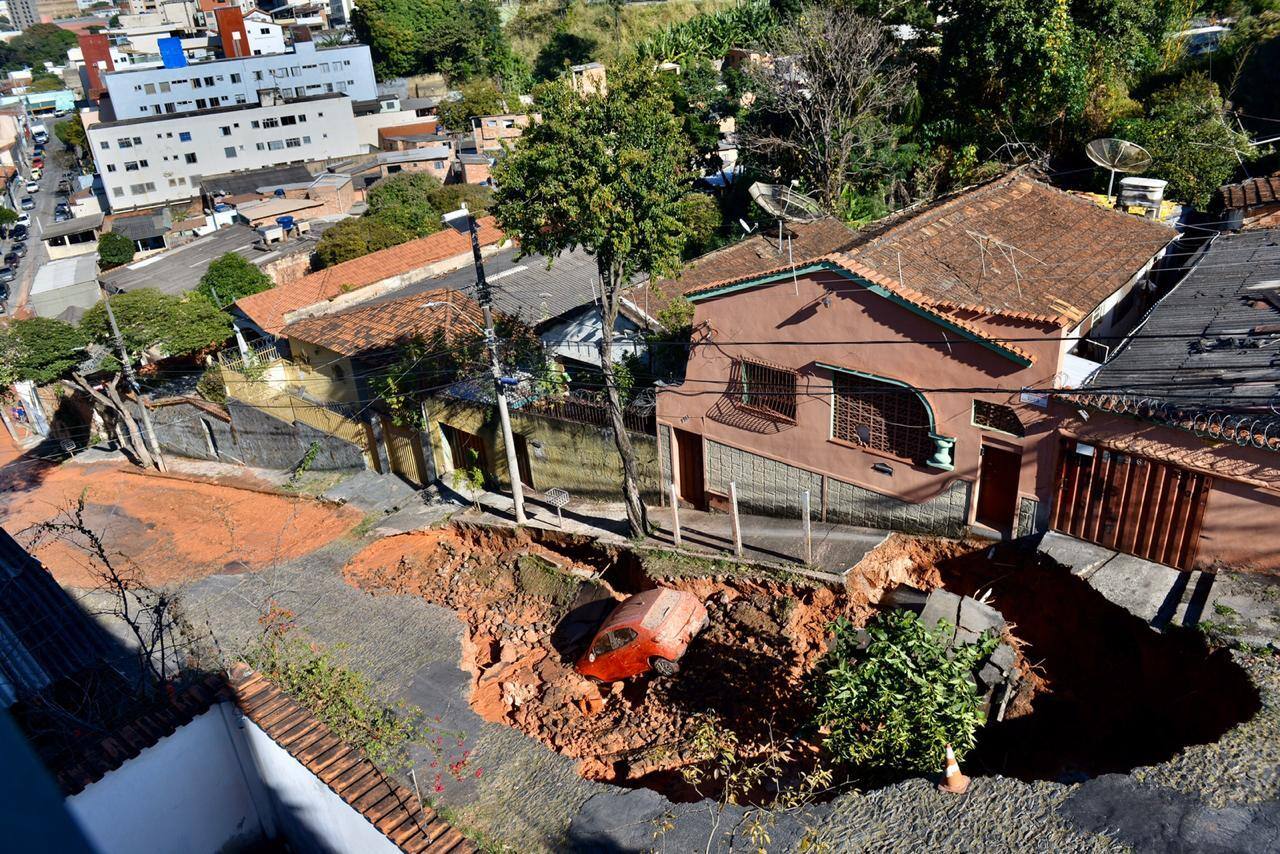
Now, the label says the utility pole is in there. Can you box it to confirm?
[99,282,167,472]
[447,206,526,524]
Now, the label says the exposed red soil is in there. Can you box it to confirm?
[344,524,941,796]
[0,459,363,586]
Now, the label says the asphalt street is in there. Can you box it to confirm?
[4,128,75,316]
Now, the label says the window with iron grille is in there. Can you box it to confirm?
[733,359,797,422]
[972,400,1025,437]
[832,371,933,462]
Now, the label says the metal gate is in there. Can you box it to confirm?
[381,417,429,487]
[1051,439,1210,570]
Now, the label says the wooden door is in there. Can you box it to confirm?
[512,433,534,489]
[381,416,428,487]
[1050,439,1209,570]
[673,428,706,510]
[976,444,1022,530]
[443,424,489,478]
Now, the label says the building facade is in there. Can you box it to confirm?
[86,92,360,210]
[99,40,375,119]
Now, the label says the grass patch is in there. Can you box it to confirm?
[639,546,816,588]
[1214,602,1240,617]
[430,802,516,854]
[516,553,581,607]
[349,513,383,538]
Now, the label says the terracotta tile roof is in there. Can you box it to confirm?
[646,216,857,302]
[1218,172,1280,211]
[678,173,1174,327]
[844,173,1174,324]
[282,286,485,357]
[235,216,502,336]
[229,664,474,853]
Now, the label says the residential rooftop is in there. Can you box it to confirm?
[1217,172,1280,212]
[282,285,484,356]
[235,215,502,335]
[99,42,358,79]
[200,163,316,197]
[1084,228,1280,415]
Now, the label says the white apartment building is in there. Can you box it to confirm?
[100,41,375,119]
[242,9,287,55]
[86,92,360,211]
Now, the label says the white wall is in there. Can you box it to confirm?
[239,717,402,854]
[88,94,360,211]
[65,708,267,854]
[102,42,376,120]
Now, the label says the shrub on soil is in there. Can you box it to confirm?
[516,554,581,607]
[812,609,997,774]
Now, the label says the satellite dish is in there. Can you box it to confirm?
[749,181,824,223]
[1086,138,1153,203]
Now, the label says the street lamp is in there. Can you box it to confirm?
[435,204,527,524]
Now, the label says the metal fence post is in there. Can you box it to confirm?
[802,489,813,566]
[669,481,682,548]
[728,480,742,558]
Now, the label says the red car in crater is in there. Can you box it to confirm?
[575,588,708,682]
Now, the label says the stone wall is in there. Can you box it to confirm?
[138,397,365,472]
[705,438,971,536]
[428,397,660,502]
[1017,496,1049,538]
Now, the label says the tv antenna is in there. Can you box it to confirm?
[1086,138,1153,204]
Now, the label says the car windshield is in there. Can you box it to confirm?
[591,627,638,656]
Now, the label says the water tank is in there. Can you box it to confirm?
[276,215,295,232]
[1118,176,1166,211]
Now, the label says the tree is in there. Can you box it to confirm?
[76,290,231,466]
[0,207,17,229]
[0,24,78,71]
[313,216,413,267]
[80,289,231,363]
[28,71,63,92]
[3,316,87,384]
[738,7,916,210]
[365,173,492,237]
[436,79,508,133]
[97,231,136,270]
[813,610,998,774]
[1115,73,1254,209]
[350,0,515,81]
[493,62,697,537]
[55,113,86,152]
[197,252,272,307]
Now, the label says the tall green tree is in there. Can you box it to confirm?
[1115,73,1253,208]
[0,24,78,71]
[436,79,508,132]
[55,113,87,152]
[313,216,414,267]
[97,231,136,270]
[493,62,697,536]
[2,317,86,385]
[197,252,273,306]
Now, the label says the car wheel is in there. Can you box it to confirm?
[651,657,679,677]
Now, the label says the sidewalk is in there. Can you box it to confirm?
[459,485,889,578]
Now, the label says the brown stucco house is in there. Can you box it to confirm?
[655,172,1176,540]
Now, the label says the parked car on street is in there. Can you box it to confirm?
[0,267,15,284]
[30,168,42,180]
[5,252,19,267]
[11,241,26,257]
[31,157,43,169]
[575,588,709,681]
[53,210,71,222]
[19,197,33,210]
[0,281,9,304]
[12,222,29,239]
[25,180,38,194]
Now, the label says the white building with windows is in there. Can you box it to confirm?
[242,8,287,55]
[99,40,375,119]
[86,92,360,211]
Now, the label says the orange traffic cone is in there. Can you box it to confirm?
[938,744,971,794]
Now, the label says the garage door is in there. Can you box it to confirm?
[1050,439,1210,570]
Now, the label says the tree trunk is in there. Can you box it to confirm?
[72,373,155,469]
[598,260,648,538]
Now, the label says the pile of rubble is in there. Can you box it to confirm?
[343,524,958,796]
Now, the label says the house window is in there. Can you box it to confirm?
[832,371,934,463]
[281,115,296,125]
[262,117,279,128]
[179,131,191,141]
[184,152,198,163]
[285,137,300,148]
[118,137,133,148]
[267,139,284,150]
[143,82,156,94]
[99,140,109,150]
[106,164,117,172]
[733,358,797,422]
[196,98,208,109]
[972,400,1025,438]
[124,161,139,171]
[159,81,170,92]
[224,146,237,158]
[230,73,241,83]
[220,125,231,136]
